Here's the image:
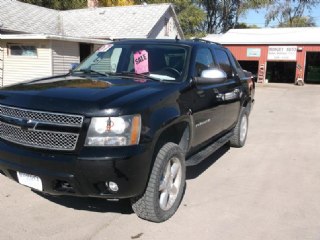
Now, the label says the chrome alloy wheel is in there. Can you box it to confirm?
[240,114,248,143]
[159,157,182,211]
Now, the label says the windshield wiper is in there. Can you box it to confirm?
[72,69,110,77]
[116,72,161,81]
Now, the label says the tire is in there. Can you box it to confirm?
[131,142,186,222]
[230,108,249,148]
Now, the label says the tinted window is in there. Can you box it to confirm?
[231,53,242,69]
[194,48,214,77]
[215,49,233,78]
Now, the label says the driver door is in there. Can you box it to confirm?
[190,47,226,148]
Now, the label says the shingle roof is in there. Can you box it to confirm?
[0,0,60,35]
[0,0,177,39]
[204,27,320,45]
[60,4,173,38]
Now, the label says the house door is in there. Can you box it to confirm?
[80,43,93,62]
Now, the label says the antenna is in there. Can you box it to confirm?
[175,35,180,41]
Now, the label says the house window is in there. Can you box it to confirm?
[9,45,37,57]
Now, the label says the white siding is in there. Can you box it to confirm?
[2,40,52,86]
[0,41,4,87]
[52,40,80,76]
[149,11,182,39]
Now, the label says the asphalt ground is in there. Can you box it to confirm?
[1,83,320,240]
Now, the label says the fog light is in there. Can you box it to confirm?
[108,181,119,192]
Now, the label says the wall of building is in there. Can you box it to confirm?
[2,40,52,86]
[52,40,80,76]
[226,44,320,83]
[295,45,320,81]
[0,41,4,87]
[227,45,268,83]
[148,10,182,39]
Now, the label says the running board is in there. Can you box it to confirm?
[185,132,233,166]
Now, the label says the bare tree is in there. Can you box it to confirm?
[265,0,318,27]
[201,0,267,33]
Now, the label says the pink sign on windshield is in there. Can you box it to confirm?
[134,50,149,74]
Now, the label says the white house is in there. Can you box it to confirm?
[0,0,184,86]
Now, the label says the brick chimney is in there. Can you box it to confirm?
[88,0,99,8]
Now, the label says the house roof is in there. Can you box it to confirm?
[204,27,320,45]
[0,34,110,44]
[0,0,183,39]
[60,4,179,39]
[0,0,59,35]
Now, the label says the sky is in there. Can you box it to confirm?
[239,6,320,28]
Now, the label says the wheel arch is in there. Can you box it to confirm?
[155,120,191,154]
[147,118,192,182]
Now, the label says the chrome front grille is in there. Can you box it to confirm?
[0,105,83,151]
[0,123,79,151]
[0,105,83,127]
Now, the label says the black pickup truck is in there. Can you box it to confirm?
[0,39,254,222]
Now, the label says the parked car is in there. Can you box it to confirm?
[0,39,254,222]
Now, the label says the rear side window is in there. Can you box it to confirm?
[229,52,242,69]
[214,49,234,78]
[194,48,215,77]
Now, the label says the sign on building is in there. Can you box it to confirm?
[247,48,261,57]
[268,46,297,61]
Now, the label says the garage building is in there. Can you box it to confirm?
[204,27,320,84]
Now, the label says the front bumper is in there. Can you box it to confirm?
[0,140,153,199]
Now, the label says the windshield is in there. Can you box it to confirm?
[74,43,189,81]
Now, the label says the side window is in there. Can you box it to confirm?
[9,45,37,57]
[194,48,215,77]
[214,49,234,78]
[229,52,242,69]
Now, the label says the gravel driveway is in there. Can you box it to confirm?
[1,83,320,240]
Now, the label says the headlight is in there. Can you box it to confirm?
[85,115,141,146]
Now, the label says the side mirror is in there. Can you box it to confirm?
[195,68,227,85]
[252,74,257,82]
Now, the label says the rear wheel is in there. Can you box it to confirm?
[131,142,186,222]
[230,109,249,148]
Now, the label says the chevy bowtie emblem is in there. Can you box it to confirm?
[19,119,38,131]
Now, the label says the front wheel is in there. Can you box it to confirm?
[230,109,249,148]
[131,142,186,222]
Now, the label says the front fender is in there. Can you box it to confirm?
[147,107,194,153]
[148,106,180,137]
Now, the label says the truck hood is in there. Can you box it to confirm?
[0,75,179,116]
